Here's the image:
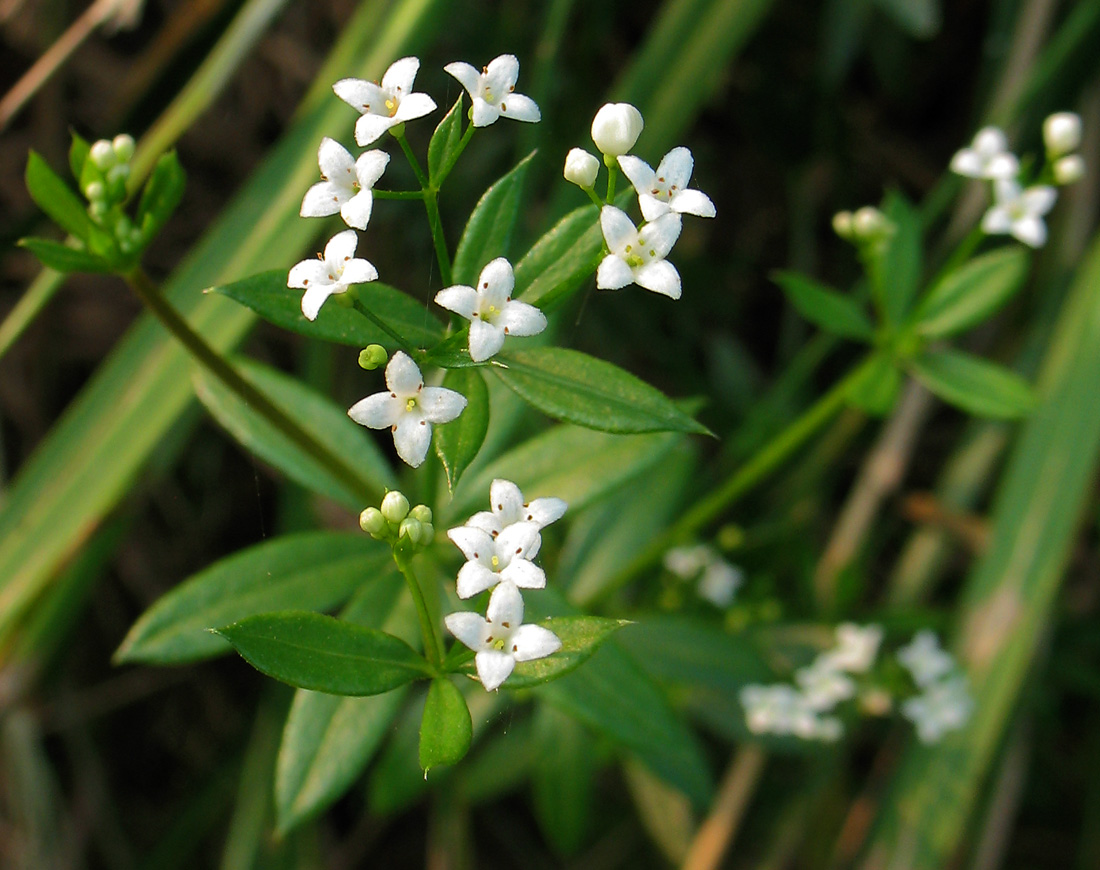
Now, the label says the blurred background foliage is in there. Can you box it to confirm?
[1,0,1099,867]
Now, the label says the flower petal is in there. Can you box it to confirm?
[324,229,359,265]
[340,191,374,230]
[949,148,983,177]
[317,137,355,180]
[474,650,514,691]
[470,99,501,127]
[301,181,345,218]
[445,611,490,650]
[443,61,481,96]
[355,150,390,188]
[656,146,694,189]
[669,188,716,218]
[596,255,634,290]
[987,153,1019,179]
[340,256,378,285]
[639,213,682,259]
[333,78,386,113]
[468,318,506,362]
[478,258,514,304]
[524,496,567,528]
[355,114,397,147]
[484,54,520,96]
[638,194,672,222]
[486,580,524,627]
[510,625,562,662]
[465,511,500,536]
[973,126,1007,157]
[600,206,637,254]
[394,414,432,467]
[496,521,541,560]
[419,386,467,423]
[498,301,547,337]
[634,260,682,299]
[347,392,401,428]
[981,205,1013,235]
[393,92,437,122]
[489,479,525,523]
[499,93,540,123]
[381,56,420,95]
[617,155,656,194]
[435,284,480,320]
[301,283,338,321]
[456,561,500,598]
[1011,215,1047,248]
[447,525,494,564]
[287,259,328,290]
[500,559,546,590]
[1022,185,1057,215]
[385,351,423,396]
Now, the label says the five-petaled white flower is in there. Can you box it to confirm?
[447,521,545,599]
[950,126,1019,180]
[300,138,389,230]
[347,351,466,468]
[596,206,682,299]
[897,630,955,688]
[824,623,883,674]
[617,147,716,222]
[445,581,561,691]
[901,676,973,744]
[333,56,437,146]
[444,54,540,127]
[434,258,547,362]
[981,179,1057,248]
[464,478,567,540]
[288,229,378,321]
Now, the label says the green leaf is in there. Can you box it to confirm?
[873,0,940,37]
[772,270,875,340]
[68,131,91,182]
[495,617,630,690]
[17,238,112,274]
[532,705,595,856]
[421,331,477,369]
[433,367,489,492]
[210,270,444,349]
[452,152,535,285]
[913,247,1029,338]
[866,191,922,326]
[215,611,431,696]
[193,356,395,508]
[427,95,464,183]
[419,678,473,772]
[909,349,1035,419]
[25,151,99,244]
[136,150,187,242]
[114,533,391,664]
[492,347,711,435]
[846,353,902,415]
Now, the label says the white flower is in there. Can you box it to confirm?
[347,351,466,467]
[663,544,712,578]
[664,544,742,607]
[740,684,825,738]
[1053,154,1085,185]
[445,582,561,691]
[825,623,883,674]
[333,56,437,146]
[591,103,644,157]
[596,206,682,299]
[464,478,567,540]
[447,521,546,599]
[897,630,955,688]
[950,126,1019,180]
[564,148,599,188]
[795,657,856,712]
[901,676,973,743]
[617,147,716,221]
[288,230,378,321]
[434,258,547,362]
[981,179,1057,248]
[1043,112,1081,156]
[300,138,389,230]
[444,54,540,127]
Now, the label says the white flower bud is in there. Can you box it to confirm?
[90,140,116,170]
[107,163,130,184]
[832,210,854,240]
[1053,154,1085,185]
[359,507,386,536]
[409,504,433,524]
[591,103,644,157]
[380,490,410,524]
[1043,112,1081,156]
[399,517,423,544]
[84,181,105,202]
[852,206,888,240]
[563,147,599,188]
[112,134,136,162]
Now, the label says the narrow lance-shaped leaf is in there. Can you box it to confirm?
[846,353,902,416]
[428,95,464,184]
[25,151,100,245]
[419,678,473,772]
[913,246,1029,338]
[909,349,1035,419]
[17,238,112,275]
[136,150,187,242]
[772,270,875,341]
[434,367,489,492]
[865,191,922,327]
[69,131,91,183]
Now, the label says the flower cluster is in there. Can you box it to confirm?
[897,630,973,743]
[950,113,1085,248]
[444,480,567,691]
[359,490,435,549]
[663,543,743,608]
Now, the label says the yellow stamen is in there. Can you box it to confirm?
[405,397,417,412]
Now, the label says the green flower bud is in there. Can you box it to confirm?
[420,522,434,546]
[409,504,433,524]
[380,491,410,524]
[832,210,854,240]
[112,134,136,163]
[84,181,105,202]
[90,140,115,170]
[107,163,130,185]
[852,206,889,241]
[359,507,386,536]
[399,517,423,544]
[358,344,388,370]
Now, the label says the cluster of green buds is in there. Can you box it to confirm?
[359,490,435,552]
[831,206,894,245]
[357,343,388,370]
[80,135,148,257]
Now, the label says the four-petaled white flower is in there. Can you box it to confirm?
[445,582,562,691]
[444,54,540,127]
[288,229,378,321]
[901,676,973,744]
[434,258,547,362]
[617,147,716,222]
[447,521,546,599]
[897,630,955,688]
[950,126,1019,180]
[333,56,437,146]
[596,206,682,299]
[740,684,822,739]
[981,179,1057,248]
[465,478,567,540]
[824,623,883,674]
[347,351,466,467]
[300,138,389,230]
[795,658,856,712]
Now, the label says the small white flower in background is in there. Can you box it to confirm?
[663,544,712,579]
[740,685,816,736]
[591,103,644,157]
[981,179,1057,248]
[596,206,682,299]
[445,582,561,691]
[347,351,466,467]
[897,630,955,688]
[333,56,437,146]
[447,522,545,599]
[1053,154,1085,186]
[300,138,389,230]
[902,675,973,743]
[617,147,716,221]
[564,148,600,188]
[825,623,883,674]
[795,657,856,712]
[444,54,541,127]
[288,229,378,321]
[1043,111,1082,156]
[950,126,1019,180]
[465,478,567,540]
[663,544,742,607]
[434,258,547,362]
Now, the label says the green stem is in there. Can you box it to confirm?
[372,189,425,201]
[393,127,453,286]
[583,186,604,209]
[593,357,875,605]
[125,267,381,504]
[351,298,418,358]
[394,551,445,668]
[434,121,476,188]
[606,163,618,203]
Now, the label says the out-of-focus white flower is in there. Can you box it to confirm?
[446,522,545,599]
[825,623,883,674]
[300,138,389,230]
[596,206,682,299]
[897,630,955,688]
[333,57,437,146]
[564,148,600,188]
[288,229,378,321]
[464,479,567,540]
[852,206,891,241]
[1053,154,1085,185]
[1043,112,1082,156]
[663,544,712,579]
[591,103,644,157]
[902,675,973,743]
[950,127,1019,180]
[697,560,743,608]
[741,685,815,736]
[617,147,716,221]
[981,179,1057,248]
[444,54,540,127]
[795,657,856,712]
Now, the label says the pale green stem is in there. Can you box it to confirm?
[351,298,418,358]
[434,121,477,188]
[393,550,445,668]
[394,128,453,286]
[373,189,425,201]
